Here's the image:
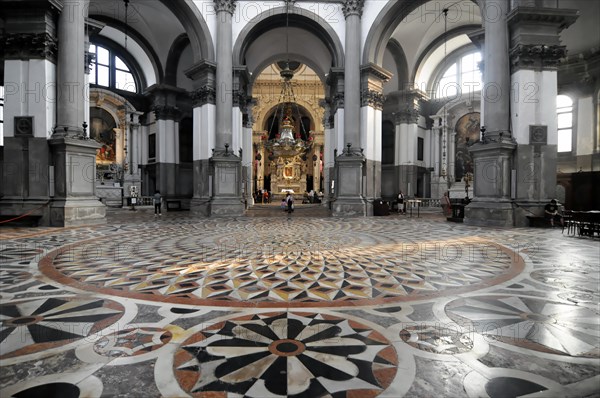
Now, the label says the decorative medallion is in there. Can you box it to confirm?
[173,312,397,397]
[0,297,124,359]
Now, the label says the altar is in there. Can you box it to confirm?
[271,155,306,195]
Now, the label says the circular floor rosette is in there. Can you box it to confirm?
[39,221,524,307]
[0,296,124,359]
[445,295,600,358]
[173,312,398,397]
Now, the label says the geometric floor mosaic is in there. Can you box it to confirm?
[1,208,598,397]
[40,223,523,307]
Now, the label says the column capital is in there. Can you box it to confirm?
[361,89,385,110]
[84,50,95,74]
[510,44,567,71]
[214,0,236,15]
[1,32,58,62]
[153,105,182,121]
[191,86,216,107]
[394,109,419,125]
[507,7,578,72]
[342,0,364,18]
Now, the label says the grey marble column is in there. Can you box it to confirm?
[55,0,88,137]
[481,0,510,141]
[214,0,235,151]
[342,0,363,150]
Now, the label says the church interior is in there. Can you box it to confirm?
[0,0,599,396]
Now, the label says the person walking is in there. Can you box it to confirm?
[285,193,294,214]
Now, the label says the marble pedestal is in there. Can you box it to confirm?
[332,154,366,217]
[210,153,244,216]
[48,136,106,227]
[463,141,516,227]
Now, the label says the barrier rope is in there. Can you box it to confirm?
[0,203,49,225]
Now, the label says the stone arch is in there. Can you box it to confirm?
[165,34,191,86]
[233,5,344,69]
[90,16,163,85]
[251,54,327,86]
[411,24,482,88]
[160,0,214,62]
[363,0,479,66]
[386,39,409,91]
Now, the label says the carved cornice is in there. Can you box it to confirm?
[507,6,579,27]
[1,32,58,62]
[214,0,236,15]
[510,44,567,71]
[191,86,216,107]
[84,51,96,74]
[361,89,385,110]
[467,28,485,51]
[342,0,364,18]
[152,105,182,121]
[360,63,393,83]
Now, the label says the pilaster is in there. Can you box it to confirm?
[507,6,578,226]
[360,63,391,210]
[186,61,217,216]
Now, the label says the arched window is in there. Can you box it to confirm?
[88,44,137,93]
[435,51,482,99]
[557,95,573,152]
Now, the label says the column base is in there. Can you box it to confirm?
[331,197,366,217]
[333,152,365,216]
[463,199,514,227]
[190,197,211,216]
[210,153,244,216]
[210,197,245,216]
[0,198,51,226]
[49,198,106,227]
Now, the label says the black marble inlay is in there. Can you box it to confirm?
[485,377,547,398]
[170,307,200,314]
[38,285,59,291]
[277,342,298,353]
[375,306,403,313]
[13,383,79,398]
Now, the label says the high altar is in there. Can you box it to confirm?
[270,155,307,194]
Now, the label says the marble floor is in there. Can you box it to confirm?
[1,208,598,397]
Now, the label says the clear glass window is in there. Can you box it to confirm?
[88,44,137,93]
[557,95,573,153]
[436,51,483,99]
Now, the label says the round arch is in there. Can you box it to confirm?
[256,101,322,139]
[251,54,327,86]
[90,16,163,85]
[160,0,214,62]
[165,34,191,86]
[233,5,344,69]
[363,0,480,66]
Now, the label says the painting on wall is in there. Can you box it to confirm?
[454,112,480,182]
[90,107,117,164]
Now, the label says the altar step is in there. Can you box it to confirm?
[246,203,331,218]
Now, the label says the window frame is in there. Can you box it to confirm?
[556,94,576,154]
[430,46,483,100]
[88,37,144,94]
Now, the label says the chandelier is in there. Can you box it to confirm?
[262,0,312,159]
